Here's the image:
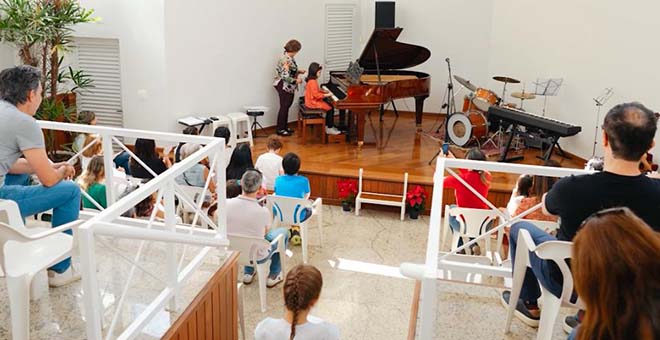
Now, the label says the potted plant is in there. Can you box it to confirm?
[406,185,427,219]
[0,0,97,159]
[337,178,358,211]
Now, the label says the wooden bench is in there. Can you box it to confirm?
[355,168,409,221]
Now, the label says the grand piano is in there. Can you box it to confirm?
[323,27,431,146]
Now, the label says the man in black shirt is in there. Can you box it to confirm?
[501,102,660,329]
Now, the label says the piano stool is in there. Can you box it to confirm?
[298,104,327,145]
[244,106,268,138]
[226,112,254,147]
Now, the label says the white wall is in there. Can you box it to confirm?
[163,0,356,132]
[489,0,660,158]
[359,0,494,113]
[0,45,15,69]
[75,0,168,133]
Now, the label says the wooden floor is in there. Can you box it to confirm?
[251,111,585,209]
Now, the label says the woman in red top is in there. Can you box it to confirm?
[443,148,492,254]
[304,62,341,135]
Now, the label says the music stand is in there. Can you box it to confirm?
[533,78,563,116]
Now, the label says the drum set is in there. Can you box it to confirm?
[446,75,536,148]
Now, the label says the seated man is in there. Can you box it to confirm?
[502,102,660,332]
[227,170,289,287]
[0,66,80,287]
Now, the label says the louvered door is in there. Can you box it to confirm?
[324,4,357,81]
[74,38,123,128]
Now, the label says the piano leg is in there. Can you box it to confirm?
[414,95,429,132]
[357,110,367,147]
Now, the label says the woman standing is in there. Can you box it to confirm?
[274,39,304,136]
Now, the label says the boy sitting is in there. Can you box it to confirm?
[255,134,284,191]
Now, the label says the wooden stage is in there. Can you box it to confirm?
[251,112,585,212]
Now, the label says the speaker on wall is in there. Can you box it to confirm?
[375,1,395,28]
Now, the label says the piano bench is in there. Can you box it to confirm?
[298,105,327,145]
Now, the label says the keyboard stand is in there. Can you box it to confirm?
[499,124,525,162]
[537,136,571,162]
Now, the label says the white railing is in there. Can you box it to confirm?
[399,157,591,339]
[38,121,229,340]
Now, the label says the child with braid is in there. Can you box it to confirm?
[255,264,339,340]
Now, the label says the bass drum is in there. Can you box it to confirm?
[447,110,488,147]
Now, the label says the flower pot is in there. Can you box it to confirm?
[409,209,420,220]
[342,201,352,212]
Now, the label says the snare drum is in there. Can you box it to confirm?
[447,110,488,147]
[472,88,499,111]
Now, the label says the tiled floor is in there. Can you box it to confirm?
[0,206,575,339]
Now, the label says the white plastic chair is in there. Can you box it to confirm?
[175,185,209,228]
[0,199,82,340]
[227,233,286,312]
[505,228,584,340]
[442,206,500,258]
[205,116,234,146]
[266,195,323,264]
[226,112,253,147]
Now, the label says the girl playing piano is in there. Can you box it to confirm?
[304,62,341,135]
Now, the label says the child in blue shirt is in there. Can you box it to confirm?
[274,153,310,199]
[274,153,312,224]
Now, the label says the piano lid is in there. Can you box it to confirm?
[358,27,431,71]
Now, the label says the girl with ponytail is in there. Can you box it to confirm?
[442,147,492,255]
[255,264,339,340]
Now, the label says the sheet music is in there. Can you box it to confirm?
[533,78,563,96]
[177,116,205,126]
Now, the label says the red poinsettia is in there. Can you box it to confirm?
[337,179,358,204]
[406,185,427,211]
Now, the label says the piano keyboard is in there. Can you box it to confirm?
[321,86,339,102]
[488,105,581,137]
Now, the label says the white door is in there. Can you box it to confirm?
[74,38,123,128]
[324,3,358,81]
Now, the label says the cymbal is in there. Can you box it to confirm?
[511,92,536,100]
[453,75,478,92]
[493,76,521,84]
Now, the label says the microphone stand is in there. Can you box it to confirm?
[430,58,454,165]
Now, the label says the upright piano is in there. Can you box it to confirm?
[323,27,431,146]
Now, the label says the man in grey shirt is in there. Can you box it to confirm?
[0,65,81,287]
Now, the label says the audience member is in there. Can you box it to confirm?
[214,126,233,162]
[506,175,533,217]
[175,143,216,193]
[275,152,312,221]
[0,65,80,286]
[255,134,284,191]
[569,207,660,340]
[442,147,491,255]
[81,133,102,170]
[502,102,660,332]
[78,155,107,209]
[226,143,254,180]
[227,170,289,286]
[226,179,241,199]
[129,138,172,180]
[514,160,560,222]
[175,126,199,163]
[255,264,340,340]
[72,110,97,153]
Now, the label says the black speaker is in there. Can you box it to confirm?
[375,1,395,28]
